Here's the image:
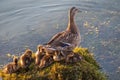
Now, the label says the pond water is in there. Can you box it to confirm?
[0,0,120,80]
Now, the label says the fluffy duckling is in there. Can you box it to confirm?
[66,52,82,63]
[35,45,56,66]
[3,57,19,74]
[53,50,66,61]
[35,45,45,65]
[20,49,32,68]
[39,55,53,68]
[45,7,81,49]
[37,47,56,68]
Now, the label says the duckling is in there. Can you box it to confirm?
[3,57,19,74]
[53,50,82,63]
[53,50,66,61]
[41,47,65,62]
[53,50,75,63]
[66,52,82,63]
[20,49,32,68]
[45,7,81,49]
[39,55,54,68]
[35,45,45,65]
[38,47,56,68]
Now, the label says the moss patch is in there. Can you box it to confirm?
[0,47,107,80]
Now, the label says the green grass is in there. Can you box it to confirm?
[0,47,107,80]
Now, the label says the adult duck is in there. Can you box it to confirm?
[45,7,81,49]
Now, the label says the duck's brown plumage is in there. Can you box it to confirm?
[46,7,81,49]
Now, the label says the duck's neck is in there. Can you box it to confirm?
[66,14,78,33]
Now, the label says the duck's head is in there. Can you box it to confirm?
[69,7,81,17]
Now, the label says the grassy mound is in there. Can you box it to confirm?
[0,47,107,80]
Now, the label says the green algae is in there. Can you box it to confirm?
[0,47,107,80]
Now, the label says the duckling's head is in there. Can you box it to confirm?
[25,49,32,57]
[37,45,45,53]
[69,7,81,17]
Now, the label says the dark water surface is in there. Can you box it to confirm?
[0,0,120,80]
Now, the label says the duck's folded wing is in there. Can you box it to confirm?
[46,31,65,45]
[59,41,71,47]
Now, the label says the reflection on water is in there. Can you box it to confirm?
[0,0,120,80]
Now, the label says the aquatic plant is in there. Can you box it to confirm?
[0,47,107,80]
